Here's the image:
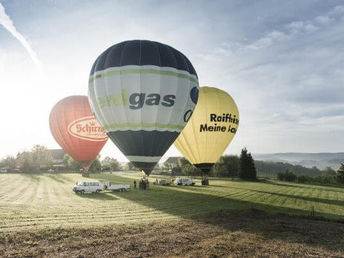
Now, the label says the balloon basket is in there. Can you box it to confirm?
[82,171,90,177]
[139,177,149,190]
[201,177,209,185]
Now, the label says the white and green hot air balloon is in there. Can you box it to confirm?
[88,40,199,175]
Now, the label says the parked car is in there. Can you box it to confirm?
[174,178,195,186]
[73,181,102,193]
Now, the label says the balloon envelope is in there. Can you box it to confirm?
[88,40,199,175]
[174,86,239,173]
[49,96,108,170]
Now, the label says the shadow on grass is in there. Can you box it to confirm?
[74,192,119,201]
[44,174,75,184]
[83,173,344,252]
[196,208,344,253]
[20,173,41,182]
[106,184,344,253]
[263,179,344,193]
[226,185,344,207]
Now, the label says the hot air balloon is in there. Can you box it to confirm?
[49,96,108,173]
[88,40,199,176]
[174,86,239,184]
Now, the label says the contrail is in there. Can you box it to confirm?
[0,3,42,71]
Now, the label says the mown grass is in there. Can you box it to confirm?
[0,172,343,232]
[1,210,344,257]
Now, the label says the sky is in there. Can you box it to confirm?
[0,0,343,162]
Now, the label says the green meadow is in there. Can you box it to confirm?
[1,172,343,232]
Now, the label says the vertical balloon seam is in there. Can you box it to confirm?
[81,97,93,167]
[215,88,224,163]
[148,41,160,162]
[60,99,75,159]
[117,47,130,163]
[173,50,189,132]
[175,56,198,163]
[179,113,198,164]
[181,54,199,164]
[195,87,206,164]
[76,97,90,168]
[213,89,226,163]
[104,47,120,132]
[137,42,146,168]
[160,45,180,158]
[175,53,199,165]
[177,132,195,164]
[169,52,188,161]
[192,86,204,164]
[49,110,64,157]
[83,97,94,169]
[53,105,71,160]
[139,41,151,170]
[120,41,136,164]
[58,99,74,161]
[78,97,86,166]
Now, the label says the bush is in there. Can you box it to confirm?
[277,170,297,182]
[337,163,344,184]
[297,175,308,183]
[211,155,239,177]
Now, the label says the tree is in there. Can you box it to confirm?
[239,148,257,180]
[124,162,136,171]
[64,154,82,171]
[89,158,102,172]
[177,157,201,176]
[16,151,36,172]
[15,145,53,172]
[182,164,200,176]
[277,169,296,182]
[212,155,239,177]
[337,163,344,184]
[31,145,53,169]
[101,157,122,171]
[0,156,17,171]
[247,153,257,179]
[322,167,336,176]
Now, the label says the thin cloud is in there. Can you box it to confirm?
[0,3,42,71]
[247,5,344,50]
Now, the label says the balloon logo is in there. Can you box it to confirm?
[88,40,199,175]
[49,96,108,171]
[174,86,239,174]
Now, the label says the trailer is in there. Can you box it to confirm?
[103,181,130,192]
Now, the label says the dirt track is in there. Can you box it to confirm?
[1,210,343,257]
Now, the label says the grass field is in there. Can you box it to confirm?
[0,172,344,256]
[0,172,343,231]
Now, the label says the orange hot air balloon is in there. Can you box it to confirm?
[49,96,108,171]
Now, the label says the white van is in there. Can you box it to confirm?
[73,181,102,193]
[174,178,195,186]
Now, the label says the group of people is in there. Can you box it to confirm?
[133,178,149,190]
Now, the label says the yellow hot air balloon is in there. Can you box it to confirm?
[174,86,239,183]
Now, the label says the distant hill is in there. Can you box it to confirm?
[253,153,344,170]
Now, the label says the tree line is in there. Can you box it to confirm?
[163,148,257,180]
[0,145,124,173]
[277,166,344,185]
[1,145,343,185]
